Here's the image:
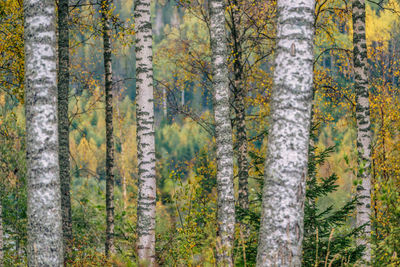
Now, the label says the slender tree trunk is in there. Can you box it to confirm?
[256,0,314,265]
[24,0,63,265]
[101,0,116,256]
[135,0,157,264]
[230,0,249,211]
[58,0,72,260]
[0,197,3,267]
[352,0,372,262]
[163,87,167,117]
[209,0,235,265]
[117,104,128,211]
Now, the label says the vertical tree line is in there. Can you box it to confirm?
[17,0,379,264]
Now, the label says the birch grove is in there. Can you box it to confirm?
[1,0,399,265]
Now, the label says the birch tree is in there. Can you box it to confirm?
[101,0,116,256]
[58,0,72,259]
[135,0,157,264]
[352,0,372,261]
[24,0,63,265]
[256,0,315,265]
[209,0,235,265]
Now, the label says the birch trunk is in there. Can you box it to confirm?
[57,0,72,260]
[352,0,372,262]
[24,0,63,265]
[256,0,314,265]
[209,0,235,265]
[101,0,116,256]
[135,0,157,264]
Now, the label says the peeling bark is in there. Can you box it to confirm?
[24,0,63,264]
[256,0,315,265]
[209,0,236,265]
[135,0,157,264]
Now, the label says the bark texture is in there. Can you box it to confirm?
[24,0,63,265]
[209,0,235,265]
[256,0,314,265]
[57,0,72,259]
[230,0,249,211]
[101,0,116,256]
[352,0,372,262]
[135,0,157,264]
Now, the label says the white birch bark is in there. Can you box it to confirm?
[256,0,315,265]
[100,0,116,256]
[352,0,372,262]
[135,0,157,264]
[24,0,63,265]
[209,0,235,265]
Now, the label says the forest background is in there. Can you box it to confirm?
[1,0,400,265]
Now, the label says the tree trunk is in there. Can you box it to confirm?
[24,0,63,265]
[101,0,116,256]
[0,197,3,267]
[209,0,235,265]
[352,0,372,262]
[163,87,167,117]
[230,0,249,212]
[256,0,314,265]
[117,104,128,211]
[58,0,72,260]
[135,0,157,264]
